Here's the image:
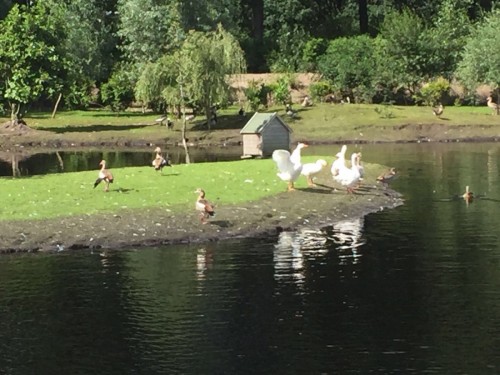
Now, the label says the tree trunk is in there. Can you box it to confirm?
[51,93,63,119]
[180,84,191,164]
[359,0,368,34]
[11,154,20,178]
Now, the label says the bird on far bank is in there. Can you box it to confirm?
[195,188,215,224]
[487,96,499,115]
[152,146,172,173]
[432,103,444,118]
[94,160,114,192]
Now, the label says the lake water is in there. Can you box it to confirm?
[1,143,499,374]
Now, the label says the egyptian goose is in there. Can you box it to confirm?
[152,147,172,173]
[335,153,361,193]
[301,159,327,187]
[94,160,114,192]
[195,188,215,224]
[272,149,303,191]
[331,145,347,177]
[462,185,473,203]
[432,103,444,117]
[487,96,499,115]
[376,168,397,184]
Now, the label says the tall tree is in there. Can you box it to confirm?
[456,9,500,104]
[0,3,68,120]
[116,0,183,66]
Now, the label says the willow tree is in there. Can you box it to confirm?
[178,25,246,130]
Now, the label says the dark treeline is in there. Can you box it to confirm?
[0,0,499,120]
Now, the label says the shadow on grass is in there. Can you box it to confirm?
[191,114,248,131]
[209,220,232,228]
[39,123,153,133]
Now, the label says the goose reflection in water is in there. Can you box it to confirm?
[326,218,366,264]
[274,228,328,285]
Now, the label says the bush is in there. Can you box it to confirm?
[100,65,135,112]
[309,81,333,102]
[414,77,450,106]
[244,80,271,111]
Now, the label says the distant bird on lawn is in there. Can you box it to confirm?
[94,160,114,192]
[487,96,499,115]
[195,188,215,224]
[432,103,444,118]
[152,146,172,173]
[376,168,397,184]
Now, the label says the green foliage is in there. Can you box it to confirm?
[117,0,183,65]
[300,37,328,72]
[177,25,246,128]
[309,81,333,102]
[244,80,270,111]
[456,9,500,91]
[100,64,135,112]
[414,77,450,106]
[269,76,291,105]
[318,35,376,102]
[0,3,68,118]
[374,104,395,119]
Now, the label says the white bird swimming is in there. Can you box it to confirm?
[272,149,303,191]
[301,159,327,187]
[331,145,347,177]
[335,152,361,193]
[290,142,308,166]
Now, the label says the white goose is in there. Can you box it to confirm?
[331,145,347,177]
[301,159,327,187]
[355,152,364,180]
[290,142,308,166]
[272,149,303,191]
[335,153,361,193]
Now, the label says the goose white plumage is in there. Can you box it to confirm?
[335,152,361,193]
[272,149,303,191]
[290,142,308,166]
[355,152,364,180]
[301,159,327,186]
[331,145,347,177]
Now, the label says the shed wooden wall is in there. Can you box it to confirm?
[261,120,290,156]
[242,134,263,156]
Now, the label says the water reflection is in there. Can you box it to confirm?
[0,147,243,177]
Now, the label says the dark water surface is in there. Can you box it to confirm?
[1,143,500,374]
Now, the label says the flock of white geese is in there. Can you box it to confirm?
[272,142,369,193]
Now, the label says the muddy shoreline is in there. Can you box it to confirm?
[0,178,403,253]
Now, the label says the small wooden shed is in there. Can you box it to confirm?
[240,112,292,157]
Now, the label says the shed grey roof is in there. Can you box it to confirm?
[240,112,292,134]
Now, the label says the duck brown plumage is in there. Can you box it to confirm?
[94,160,114,192]
[195,188,215,224]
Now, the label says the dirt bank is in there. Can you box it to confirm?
[0,173,403,253]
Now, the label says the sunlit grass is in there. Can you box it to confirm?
[1,155,363,221]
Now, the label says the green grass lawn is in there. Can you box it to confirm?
[2,155,368,221]
[2,103,499,145]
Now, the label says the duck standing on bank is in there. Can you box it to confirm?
[195,188,215,224]
[432,103,444,118]
[94,160,114,192]
[272,149,303,192]
[331,145,347,178]
[301,159,327,187]
[335,152,361,194]
[487,96,499,115]
[152,146,172,173]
